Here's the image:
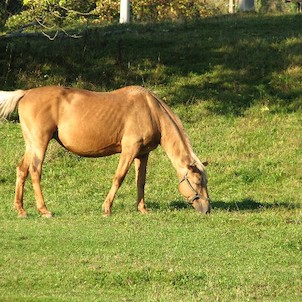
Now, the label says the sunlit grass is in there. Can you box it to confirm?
[0,14,302,301]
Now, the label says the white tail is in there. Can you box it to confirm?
[0,90,25,120]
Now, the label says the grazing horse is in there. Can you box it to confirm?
[0,86,210,217]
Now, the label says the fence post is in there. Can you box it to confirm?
[120,0,130,23]
[229,0,235,13]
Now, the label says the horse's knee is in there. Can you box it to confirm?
[16,156,30,177]
[16,166,28,183]
[113,175,124,188]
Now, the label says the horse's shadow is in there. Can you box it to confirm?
[148,198,299,212]
[210,198,300,212]
[212,198,300,212]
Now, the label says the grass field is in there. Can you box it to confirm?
[0,14,302,301]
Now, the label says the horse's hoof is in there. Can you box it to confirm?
[18,212,28,218]
[42,212,53,218]
[103,212,111,218]
[138,208,148,214]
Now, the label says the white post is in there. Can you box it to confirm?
[229,0,235,13]
[120,0,130,23]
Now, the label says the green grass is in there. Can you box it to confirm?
[0,212,301,301]
[1,14,302,301]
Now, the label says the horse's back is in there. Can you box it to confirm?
[20,85,156,117]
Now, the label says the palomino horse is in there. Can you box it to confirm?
[0,86,210,217]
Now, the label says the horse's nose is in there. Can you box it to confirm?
[192,198,211,214]
[203,201,211,214]
[205,203,211,214]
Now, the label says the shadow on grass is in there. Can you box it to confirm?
[1,14,301,115]
[154,198,301,212]
[211,198,301,211]
[0,177,7,184]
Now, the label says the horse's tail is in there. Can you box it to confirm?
[0,90,25,120]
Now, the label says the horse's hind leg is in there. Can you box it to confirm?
[14,147,52,218]
[14,134,52,218]
[14,154,30,217]
[135,154,149,214]
[28,147,52,218]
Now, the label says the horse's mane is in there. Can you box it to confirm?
[150,91,195,161]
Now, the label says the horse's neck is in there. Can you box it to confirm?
[159,109,193,177]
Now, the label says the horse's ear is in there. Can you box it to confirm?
[187,161,208,170]
[188,162,195,168]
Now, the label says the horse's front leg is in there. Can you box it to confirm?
[135,154,149,214]
[102,146,139,216]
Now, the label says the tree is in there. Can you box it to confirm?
[0,0,23,26]
[268,0,277,11]
[2,0,98,38]
[259,0,285,12]
[239,0,255,11]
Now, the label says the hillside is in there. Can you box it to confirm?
[0,14,301,115]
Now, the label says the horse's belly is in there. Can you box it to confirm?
[57,128,121,157]
[67,141,121,157]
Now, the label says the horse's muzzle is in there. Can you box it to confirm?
[192,198,211,214]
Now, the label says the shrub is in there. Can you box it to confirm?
[3,0,221,31]
[2,0,299,32]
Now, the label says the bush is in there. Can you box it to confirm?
[0,0,23,28]
[255,0,297,13]
[2,0,300,32]
[97,0,221,22]
[3,0,221,31]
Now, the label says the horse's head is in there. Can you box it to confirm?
[178,161,211,214]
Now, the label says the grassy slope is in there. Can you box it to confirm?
[0,14,302,301]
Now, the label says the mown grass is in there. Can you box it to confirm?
[0,14,302,301]
[0,211,301,301]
